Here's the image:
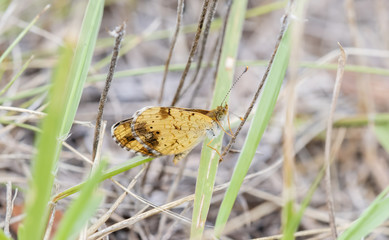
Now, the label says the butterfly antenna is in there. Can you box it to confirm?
[220,66,248,105]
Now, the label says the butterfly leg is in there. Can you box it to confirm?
[215,119,233,138]
[227,110,233,136]
[206,138,224,162]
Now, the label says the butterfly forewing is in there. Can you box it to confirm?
[132,107,215,155]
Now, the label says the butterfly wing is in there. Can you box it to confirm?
[111,118,158,156]
[132,107,215,156]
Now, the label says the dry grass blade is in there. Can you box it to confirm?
[4,182,15,237]
[324,43,347,239]
[87,167,146,236]
[156,157,189,239]
[88,191,194,240]
[158,0,184,103]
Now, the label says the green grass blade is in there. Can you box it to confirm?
[53,161,106,240]
[52,156,152,202]
[214,27,291,237]
[19,43,74,240]
[283,165,326,238]
[190,1,248,239]
[338,187,389,240]
[0,84,50,105]
[0,5,48,65]
[19,1,104,239]
[59,0,104,136]
[0,119,42,132]
[334,113,389,128]
[0,229,11,240]
[374,123,389,153]
[0,56,33,96]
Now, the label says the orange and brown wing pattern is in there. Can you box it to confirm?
[111,118,157,156]
[132,107,215,156]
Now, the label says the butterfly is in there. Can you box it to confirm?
[111,104,229,164]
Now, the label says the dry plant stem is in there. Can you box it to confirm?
[158,0,184,103]
[92,23,125,161]
[0,105,93,128]
[188,0,232,107]
[156,156,189,238]
[0,214,24,229]
[213,0,232,82]
[91,159,291,239]
[44,185,59,240]
[161,203,193,240]
[0,1,17,34]
[43,203,57,240]
[139,161,151,189]
[324,43,347,239]
[254,225,350,240]
[187,0,219,88]
[345,0,387,190]
[4,181,13,237]
[87,167,146,236]
[92,121,106,172]
[113,180,192,225]
[243,186,350,225]
[62,141,93,165]
[0,104,47,135]
[221,11,290,158]
[219,202,279,236]
[187,34,219,107]
[170,0,210,106]
[88,184,194,240]
[282,0,305,229]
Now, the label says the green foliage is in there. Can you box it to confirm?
[338,187,389,240]
[53,161,106,240]
[18,0,104,239]
[190,0,249,239]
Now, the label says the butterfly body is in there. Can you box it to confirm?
[111,105,228,163]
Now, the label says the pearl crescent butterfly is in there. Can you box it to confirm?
[111,104,228,163]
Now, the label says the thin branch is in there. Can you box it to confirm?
[213,0,232,84]
[92,23,125,161]
[170,0,210,106]
[188,0,231,107]
[184,0,219,96]
[158,0,185,103]
[187,36,219,107]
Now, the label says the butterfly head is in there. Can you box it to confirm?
[210,104,228,122]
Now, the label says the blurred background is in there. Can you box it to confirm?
[1,0,389,239]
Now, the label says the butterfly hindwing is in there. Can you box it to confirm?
[111,118,157,156]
